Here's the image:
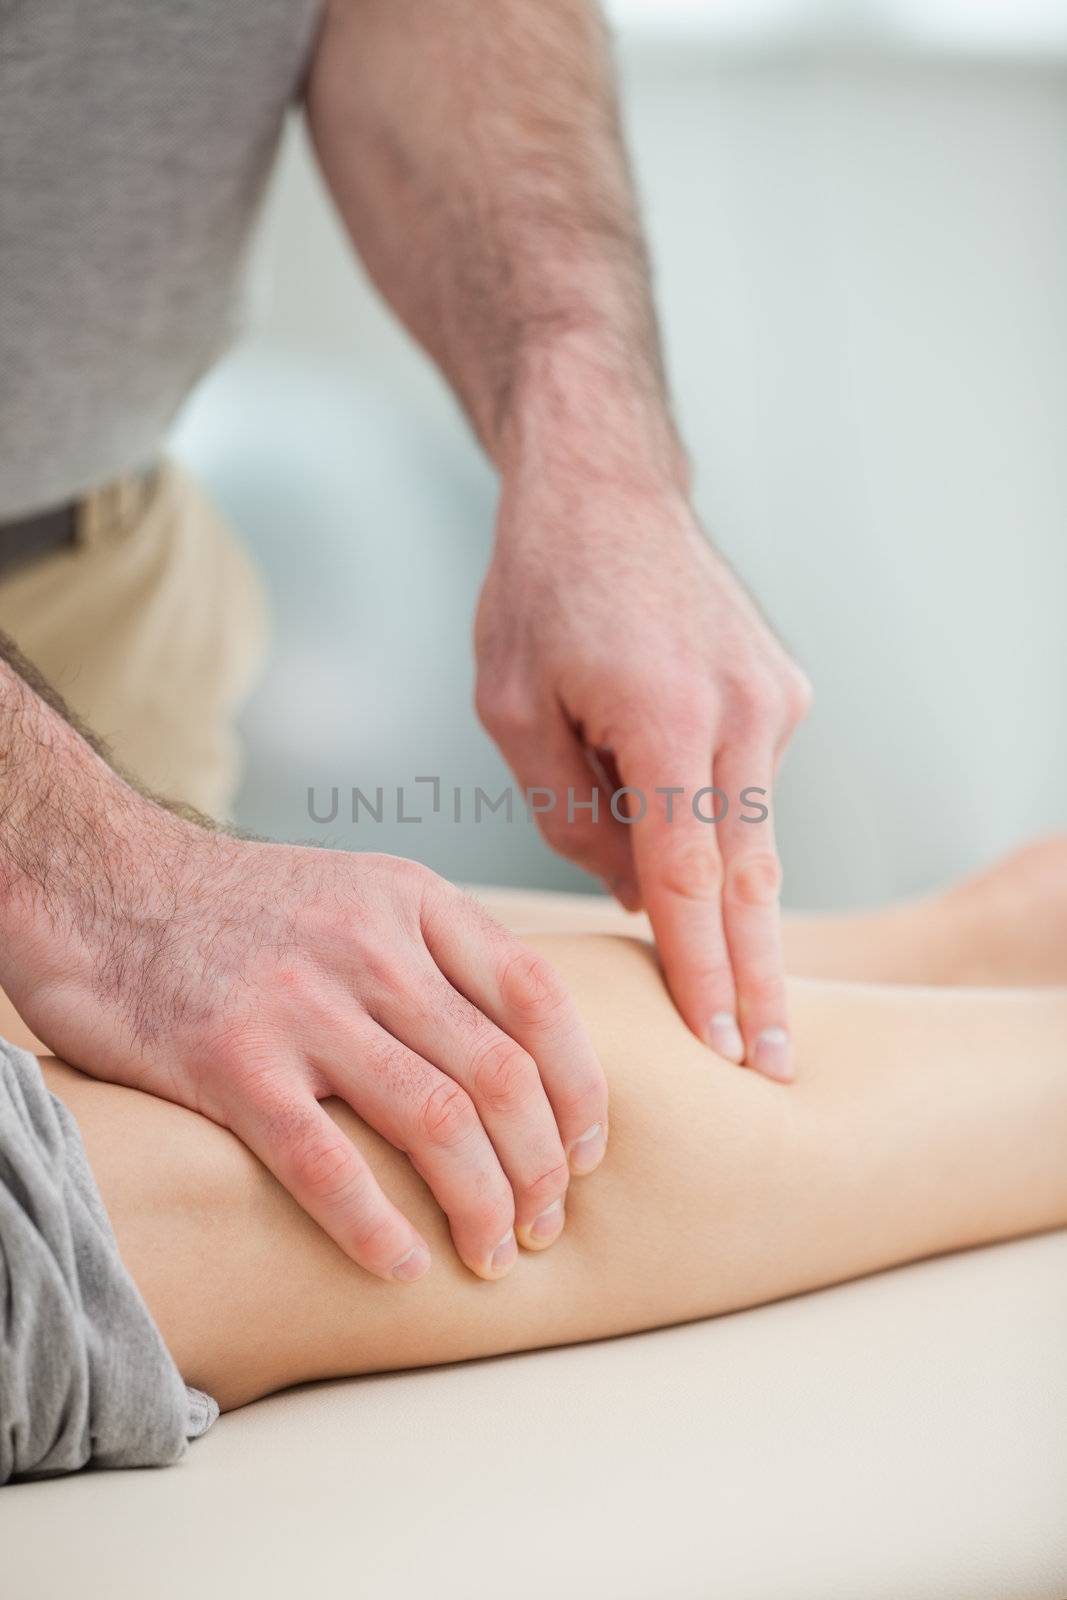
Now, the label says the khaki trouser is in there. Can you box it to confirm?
[0,461,269,821]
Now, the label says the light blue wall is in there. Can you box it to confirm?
[172,40,1067,908]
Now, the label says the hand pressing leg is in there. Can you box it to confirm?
[40,933,1067,1413]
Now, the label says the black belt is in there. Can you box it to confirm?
[0,464,158,579]
[0,501,78,577]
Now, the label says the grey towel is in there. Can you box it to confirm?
[0,1037,217,1483]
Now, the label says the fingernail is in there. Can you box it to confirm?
[490,1229,517,1274]
[752,1027,794,1083]
[391,1243,431,1283]
[568,1122,606,1175]
[529,1198,564,1243]
[709,1011,745,1063]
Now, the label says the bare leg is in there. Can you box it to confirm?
[1,839,1060,1064]
[471,835,1067,985]
[39,933,1067,1412]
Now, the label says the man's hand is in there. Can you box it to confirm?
[476,415,811,1081]
[0,671,607,1283]
[19,827,608,1282]
[306,0,810,1073]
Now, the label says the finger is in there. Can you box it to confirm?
[623,721,743,1060]
[585,744,644,909]
[373,961,570,1252]
[715,747,793,1082]
[329,1017,520,1280]
[228,1078,432,1284]
[422,890,609,1177]
[492,707,638,905]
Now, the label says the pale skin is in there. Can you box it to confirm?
[308,0,812,1075]
[0,0,807,1292]
[15,838,1067,1414]
[0,662,610,1287]
[474,834,1067,988]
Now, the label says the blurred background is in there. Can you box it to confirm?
[171,0,1067,909]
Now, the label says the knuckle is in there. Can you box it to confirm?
[551,1068,607,1127]
[203,1022,296,1118]
[734,674,779,723]
[498,947,572,1029]
[634,682,709,753]
[726,851,782,908]
[475,681,537,739]
[359,947,413,1005]
[610,663,655,710]
[472,679,499,730]
[389,854,432,893]
[388,856,439,916]
[522,1157,570,1209]
[417,1078,478,1150]
[290,1129,359,1206]
[739,969,787,1014]
[419,880,472,949]
[465,1195,515,1246]
[678,956,735,1003]
[469,1035,538,1114]
[537,810,576,851]
[656,837,724,902]
[349,1210,401,1262]
[201,1015,271,1079]
[784,666,813,723]
[661,688,710,746]
[538,815,601,869]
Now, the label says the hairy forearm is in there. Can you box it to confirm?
[306,0,682,482]
[0,648,142,948]
[0,643,211,1034]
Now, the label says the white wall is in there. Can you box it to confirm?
[172,36,1067,908]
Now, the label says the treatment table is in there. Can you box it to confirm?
[3,889,1065,1599]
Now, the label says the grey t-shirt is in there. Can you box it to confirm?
[0,0,322,520]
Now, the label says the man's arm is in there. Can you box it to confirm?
[306,0,812,1080]
[0,640,608,1281]
[305,0,673,470]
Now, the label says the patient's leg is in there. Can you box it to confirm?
[41,934,1067,1412]
[473,835,1067,986]
[3,839,1061,1063]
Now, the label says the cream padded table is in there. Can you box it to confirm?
[4,888,1065,1596]
[4,1230,1066,1600]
